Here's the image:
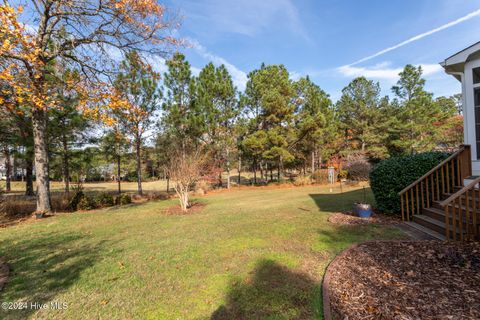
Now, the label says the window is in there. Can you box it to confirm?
[474,67,480,84]
[476,87,480,159]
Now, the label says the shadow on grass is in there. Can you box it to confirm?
[309,188,375,213]
[211,259,321,320]
[0,233,109,319]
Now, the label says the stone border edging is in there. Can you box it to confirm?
[0,258,9,291]
[322,243,360,320]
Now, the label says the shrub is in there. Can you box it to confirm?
[77,195,97,210]
[195,180,212,193]
[94,193,115,207]
[293,175,312,186]
[311,169,329,184]
[338,170,348,180]
[116,193,132,205]
[344,155,371,181]
[369,152,450,214]
[67,190,85,211]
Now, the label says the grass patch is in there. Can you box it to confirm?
[0,184,405,319]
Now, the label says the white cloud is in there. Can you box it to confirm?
[337,62,443,80]
[189,39,248,90]
[349,8,480,66]
[182,0,311,42]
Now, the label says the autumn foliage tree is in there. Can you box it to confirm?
[0,1,179,216]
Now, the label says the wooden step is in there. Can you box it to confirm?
[422,206,474,228]
[403,221,446,241]
[413,214,463,239]
[413,214,447,235]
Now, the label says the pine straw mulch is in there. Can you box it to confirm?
[324,241,480,320]
[328,211,400,225]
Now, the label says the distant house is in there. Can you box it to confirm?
[441,41,480,175]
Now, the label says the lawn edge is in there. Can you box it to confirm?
[0,257,10,292]
[322,243,360,320]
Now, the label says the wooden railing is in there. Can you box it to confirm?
[440,176,480,241]
[398,145,471,221]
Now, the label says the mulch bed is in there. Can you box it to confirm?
[162,202,206,215]
[324,241,480,320]
[328,211,400,225]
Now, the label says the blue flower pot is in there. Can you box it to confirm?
[354,203,372,218]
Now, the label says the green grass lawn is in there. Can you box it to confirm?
[0,180,169,193]
[0,184,405,319]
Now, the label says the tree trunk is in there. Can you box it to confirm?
[311,150,315,173]
[25,152,34,196]
[238,154,242,186]
[117,154,121,195]
[166,176,170,193]
[32,109,51,215]
[135,137,143,196]
[226,148,231,189]
[61,132,70,194]
[270,163,273,181]
[12,147,17,181]
[277,160,280,181]
[259,161,264,182]
[253,158,257,185]
[3,147,11,192]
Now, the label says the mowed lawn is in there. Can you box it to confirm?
[0,180,169,193]
[0,184,405,319]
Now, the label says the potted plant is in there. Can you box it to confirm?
[353,187,372,218]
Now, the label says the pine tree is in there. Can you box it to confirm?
[336,77,389,158]
[113,50,161,195]
[242,64,296,181]
[162,52,204,155]
[196,63,238,188]
[390,65,448,153]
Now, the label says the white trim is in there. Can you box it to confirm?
[443,42,480,67]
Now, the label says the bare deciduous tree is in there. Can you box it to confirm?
[166,149,207,212]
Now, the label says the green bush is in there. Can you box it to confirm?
[115,193,132,205]
[77,195,97,210]
[94,193,115,207]
[369,152,450,214]
[67,190,85,211]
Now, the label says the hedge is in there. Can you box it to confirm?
[369,152,450,214]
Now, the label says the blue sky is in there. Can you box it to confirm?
[163,0,480,101]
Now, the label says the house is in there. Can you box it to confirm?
[397,42,480,241]
[441,41,480,175]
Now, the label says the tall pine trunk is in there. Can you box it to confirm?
[117,154,122,195]
[311,150,315,173]
[25,152,34,196]
[135,137,143,196]
[237,154,242,187]
[253,158,257,185]
[3,147,11,192]
[61,132,70,194]
[226,148,231,189]
[32,109,51,215]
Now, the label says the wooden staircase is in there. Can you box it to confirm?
[399,145,480,241]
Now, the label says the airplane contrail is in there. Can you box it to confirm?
[349,8,480,66]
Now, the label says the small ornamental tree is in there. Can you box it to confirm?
[166,149,207,212]
[0,2,179,216]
